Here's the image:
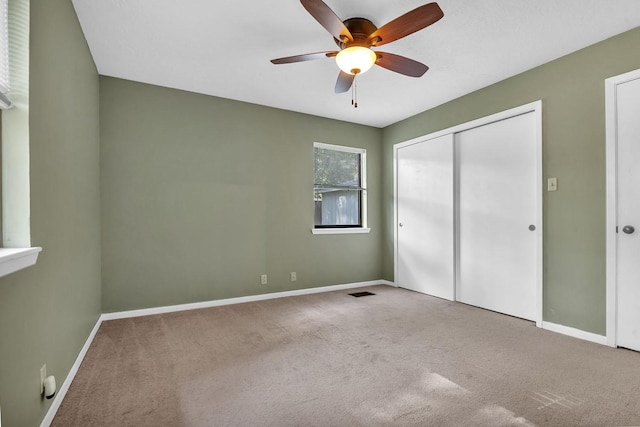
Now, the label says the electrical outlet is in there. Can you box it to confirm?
[260,274,267,285]
[290,272,297,282]
[40,365,46,394]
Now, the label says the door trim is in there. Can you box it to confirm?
[393,100,543,327]
[604,68,640,348]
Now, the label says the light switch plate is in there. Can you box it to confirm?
[548,177,558,192]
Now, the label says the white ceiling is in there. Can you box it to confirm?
[71,0,640,128]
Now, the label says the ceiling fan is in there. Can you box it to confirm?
[271,0,444,96]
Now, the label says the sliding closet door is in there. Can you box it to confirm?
[396,134,454,300]
[456,112,538,321]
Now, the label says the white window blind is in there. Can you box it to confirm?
[0,0,10,108]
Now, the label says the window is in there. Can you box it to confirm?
[0,0,40,279]
[313,142,369,234]
[0,0,10,108]
[2,0,30,249]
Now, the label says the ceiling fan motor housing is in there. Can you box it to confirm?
[335,18,378,49]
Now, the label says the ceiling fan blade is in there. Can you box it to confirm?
[367,3,444,47]
[375,52,429,77]
[300,0,353,43]
[335,71,354,93]
[271,51,338,64]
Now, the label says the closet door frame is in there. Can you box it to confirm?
[393,100,543,327]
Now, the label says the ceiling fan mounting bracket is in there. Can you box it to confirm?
[334,18,377,49]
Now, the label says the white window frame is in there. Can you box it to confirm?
[0,0,40,278]
[0,0,10,108]
[312,142,370,235]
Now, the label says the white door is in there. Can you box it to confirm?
[455,112,538,321]
[614,77,640,351]
[396,134,455,300]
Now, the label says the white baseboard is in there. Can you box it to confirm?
[40,281,613,427]
[38,279,394,425]
[541,321,609,346]
[102,280,394,321]
[40,317,103,427]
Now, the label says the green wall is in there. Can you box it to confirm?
[1,2,639,423]
[382,27,640,335]
[0,0,101,426]
[100,77,383,312]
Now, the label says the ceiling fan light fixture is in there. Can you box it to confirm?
[336,46,376,75]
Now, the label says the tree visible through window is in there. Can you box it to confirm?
[314,142,366,228]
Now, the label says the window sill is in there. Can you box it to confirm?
[0,247,42,279]
[311,228,371,235]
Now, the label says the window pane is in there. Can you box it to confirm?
[0,0,8,95]
[314,188,361,227]
[314,147,360,187]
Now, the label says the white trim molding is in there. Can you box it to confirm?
[102,280,394,321]
[541,321,608,346]
[40,317,102,427]
[39,279,395,426]
[311,228,371,235]
[0,247,41,278]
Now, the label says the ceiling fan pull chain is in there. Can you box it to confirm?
[355,75,358,108]
[351,76,354,107]
[352,74,358,108]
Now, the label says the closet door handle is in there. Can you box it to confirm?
[623,225,635,235]
[399,223,404,227]
[528,225,536,231]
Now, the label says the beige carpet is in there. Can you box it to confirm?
[52,285,640,426]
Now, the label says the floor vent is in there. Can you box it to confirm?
[349,291,376,298]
